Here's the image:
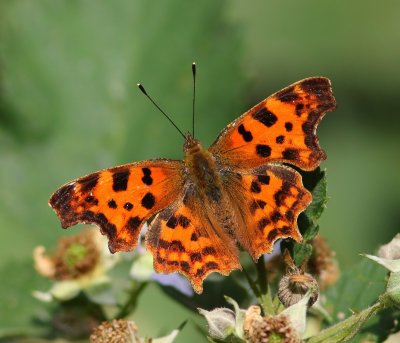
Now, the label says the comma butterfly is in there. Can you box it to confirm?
[49,73,336,293]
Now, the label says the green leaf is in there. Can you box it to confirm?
[318,258,395,342]
[303,223,319,242]
[293,243,313,266]
[304,168,328,221]
[287,168,328,264]
[324,258,386,321]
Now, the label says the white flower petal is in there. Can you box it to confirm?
[130,252,154,281]
[378,233,400,260]
[364,254,400,273]
[225,296,246,339]
[32,290,53,302]
[281,290,311,336]
[50,280,81,300]
[151,328,180,343]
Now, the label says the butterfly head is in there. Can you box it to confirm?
[183,133,202,155]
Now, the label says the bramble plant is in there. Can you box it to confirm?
[2,168,397,342]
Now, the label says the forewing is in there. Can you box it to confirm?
[223,164,311,260]
[49,160,183,253]
[210,77,336,171]
[146,194,241,294]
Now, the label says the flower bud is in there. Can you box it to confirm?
[278,272,319,308]
[198,307,236,340]
[278,250,319,308]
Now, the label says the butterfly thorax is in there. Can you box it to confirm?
[184,134,222,202]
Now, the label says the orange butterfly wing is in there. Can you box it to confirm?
[49,160,183,253]
[208,77,335,262]
[209,77,336,171]
[146,194,241,293]
[221,165,311,261]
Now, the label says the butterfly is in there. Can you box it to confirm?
[49,76,336,293]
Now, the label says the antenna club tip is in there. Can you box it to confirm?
[137,83,147,95]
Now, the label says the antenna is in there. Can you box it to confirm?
[192,62,196,137]
[137,83,186,140]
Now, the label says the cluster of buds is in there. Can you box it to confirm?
[90,319,182,343]
[243,305,301,343]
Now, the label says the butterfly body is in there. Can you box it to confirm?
[50,77,336,293]
[184,133,223,203]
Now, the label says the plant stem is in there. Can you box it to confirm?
[255,257,275,315]
[256,257,267,294]
[242,267,262,299]
[306,298,387,343]
[114,281,148,319]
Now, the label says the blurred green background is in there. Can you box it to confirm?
[1,0,399,341]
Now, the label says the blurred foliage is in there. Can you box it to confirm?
[323,258,398,343]
[1,0,400,342]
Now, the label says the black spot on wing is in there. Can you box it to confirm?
[258,175,270,185]
[195,268,205,277]
[159,239,185,252]
[267,228,279,242]
[141,192,155,209]
[296,103,304,116]
[190,252,202,262]
[112,169,130,192]
[271,211,283,222]
[238,124,253,142]
[282,148,300,161]
[285,122,293,132]
[141,168,153,185]
[203,246,216,255]
[258,217,270,231]
[205,261,219,270]
[166,216,178,229]
[276,135,285,144]
[280,226,291,235]
[81,210,117,240]
[178,215,190,228]
[256,144,272,157]
[180,261,190,272]
[124,202,133,211]
[274,190,288,206]
[250,180,261,193]
[108,199,117,209]
[285,210,294,221]
[253,107,278,127]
